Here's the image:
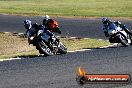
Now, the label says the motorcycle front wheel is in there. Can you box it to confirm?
[36,41,53,56]
[58,42,67,54]
[117,32,129,47]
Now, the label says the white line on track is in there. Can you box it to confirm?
[0,32,116,62]
[0,44,116,62]
[0,57,22,62]
[68,49,92,53]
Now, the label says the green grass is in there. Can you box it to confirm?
[61,38,110,51]
[0,0,132,17]
[0,32,39,59]
[0,32,110,59]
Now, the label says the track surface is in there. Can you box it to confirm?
[0,14,132,88]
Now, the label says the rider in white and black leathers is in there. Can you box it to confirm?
[43,15,51,26]
[102,17,132,37]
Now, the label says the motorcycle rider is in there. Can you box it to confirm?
[102,17,132,37]
[24,20,54,45]
[43,15,61,34]
[43,15,51,26]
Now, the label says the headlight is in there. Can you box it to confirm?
[30,36,34,40]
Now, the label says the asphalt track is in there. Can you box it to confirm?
[0,14,132,88]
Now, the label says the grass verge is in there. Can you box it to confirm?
[61,38,110,51]
[0,32,110,59]
[0,0,132,17]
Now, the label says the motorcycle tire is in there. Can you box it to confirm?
[117,32,129,47]
[36,41,53,56]
[58,42,67,54]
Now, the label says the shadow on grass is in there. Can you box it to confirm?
[13,53,64,59]
[82,44,128,50]
[13,54,47,58]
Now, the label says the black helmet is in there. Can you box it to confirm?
[102,17,111,25]
[24,20,32,29]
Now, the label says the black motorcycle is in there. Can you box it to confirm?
[27,30,67,56]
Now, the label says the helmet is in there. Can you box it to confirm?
[102,17,111,25]
[47,19,61,34]
[48,20,58,29]
[24,20,32,29]
[44,15,50,20]
[116,21,121,25]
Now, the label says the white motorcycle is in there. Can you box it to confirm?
[106,23,132,47]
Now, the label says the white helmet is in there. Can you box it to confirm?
[44,15,50,20]
[24,20,32,29]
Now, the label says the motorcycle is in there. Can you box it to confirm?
[106,23,132,47]
[27,29,67,56]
